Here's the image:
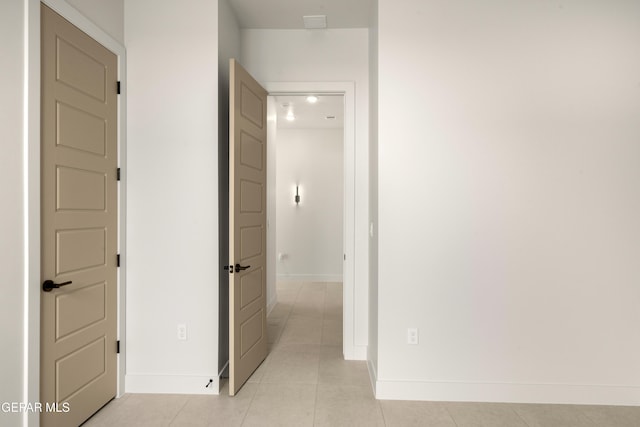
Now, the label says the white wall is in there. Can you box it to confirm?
[125,0,219,394]
[367,0,379,383]
[241,29,370,348]
[276,128,343,282]
[217,0,241,378]
[266,97,278,310]
[376,0,640,404]
[65,0,124,44]
[1,1,25,425]
[218,0,240,131]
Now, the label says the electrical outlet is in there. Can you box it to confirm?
[407,328,419,345]
[177,324,187,341]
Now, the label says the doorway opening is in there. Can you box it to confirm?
[264,81,357,361]
[267,93,345,349]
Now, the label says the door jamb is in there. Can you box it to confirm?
[264,82,357,359]
[25,2,127,425]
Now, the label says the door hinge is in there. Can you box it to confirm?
[117,81,121,94]
[117,254,121,267]
[117,167,121,181]
[117,340,120,354]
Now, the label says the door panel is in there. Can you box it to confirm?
[56,102,107,155]
[240,132,263,170]
[240,269,263,308]
[56,37,108,101]
[55,228,107,274]
[229,59,268,396]
[56,166,107,210]
[41,5,118,426]
[240,226,263,259]
[56,338,106,401]
[240,181,263,212]
[55,282,107,339]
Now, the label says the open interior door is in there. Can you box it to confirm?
[228,58,268,395]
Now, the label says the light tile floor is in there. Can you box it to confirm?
[84,281,640,426]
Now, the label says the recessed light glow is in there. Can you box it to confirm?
[286,113,295,121]
[306,95,319,104]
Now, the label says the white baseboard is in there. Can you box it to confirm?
[374,379,640,406]
[218,361,229,385]
[277,274,342,283]
[267,294,277,315]
[368,359,378,397]
[344,344,367,361]
[125,374,219,395]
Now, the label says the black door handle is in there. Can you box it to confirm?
[42,280,72,292]
[234,264,250,273]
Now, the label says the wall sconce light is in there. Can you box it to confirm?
[295,185,301,204]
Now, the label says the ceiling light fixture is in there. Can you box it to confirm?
[286,112,295,121]
[306,95,319,104]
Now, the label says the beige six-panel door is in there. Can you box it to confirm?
[41,5,118,426]
[229,59,268,396]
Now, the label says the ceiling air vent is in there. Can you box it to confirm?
[303,15,327,29]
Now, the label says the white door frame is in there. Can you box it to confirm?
[25,1,127,425]
[264,82,358,359]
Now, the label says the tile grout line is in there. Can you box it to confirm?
[284,283,302,340]
[239,283,297,426]
[312,381,321,426]
[265,283,294,371]
[378,399,389,427]
[511,405,533,427]
[320,282,326,344]
[166,396,191,426]
[312,361,321,426]
[273,281,300,348]
[238,387,257,427]
[442,404,462,427]
[311,283,327,426]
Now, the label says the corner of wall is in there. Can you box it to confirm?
[367,0,380,385]
[217,0,241,377]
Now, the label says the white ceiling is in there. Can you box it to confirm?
[228,0,372,29]
[230,1,355,128]
[274,95,344,129]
